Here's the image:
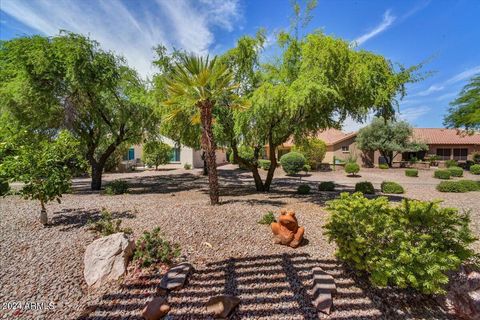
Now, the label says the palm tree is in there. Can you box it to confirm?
[165,54,237,205]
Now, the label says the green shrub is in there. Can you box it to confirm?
[378,164,389,169]
[297,184,311,194]
[292,137,327,169]
[324,192,476,294]
[445,159,458,168]
[0,179,10,196]
[434,169,451,180]
[381,181,405,194]
[183,163,192,170]
[473,153,480,164]
[87,208,133,236]
[258,211,276,225]
[345,162,360,176]
[319,181,335,191]
[448,166,463,177]
[280,152,306,175]
[133,227,181,267]
[105,179,129,195]
[258,159,271,170]
[405,169,418,177]
[303,164,311,173]
[437,180,480,193]
[470,164,480,175]
[355,181,375,194]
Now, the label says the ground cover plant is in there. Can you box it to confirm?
[405,168,418,177]
[319,181,335,191]
[434,169,451,179]
[355,181,375,194]
[445,160,458,168]
[105,180,130,195]
[280,152,306,175]
[258,159,271,170]
[133,227,181,267]
[87,209,133,237]
[447,166,464,177]
[258,211,276,225]
[324,192,476,294]
[381,181,405,194]
[379,164,389,169]
[437,180,480,193]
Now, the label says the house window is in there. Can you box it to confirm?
[128,148,135,160]
[436,148,451,160]
[341,145,349,153]
[170,147,180,162]
[453,148,468,161]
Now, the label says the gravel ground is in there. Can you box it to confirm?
[1,165,476,320]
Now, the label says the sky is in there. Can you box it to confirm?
[1,0,479,131]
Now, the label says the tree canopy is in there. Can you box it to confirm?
[356,117,428,167]
[0,32,156,190]
[444,73,480,131]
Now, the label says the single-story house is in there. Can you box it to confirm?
[268,128,480,167]
[123,137,228,169]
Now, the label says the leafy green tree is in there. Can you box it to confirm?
[356,117,428,167]
[0,32,155,190]
[292,137,327,169]
[444,73,480,131]
[0,131,84,225]
[165,55,238,205]
[142,141,172,170]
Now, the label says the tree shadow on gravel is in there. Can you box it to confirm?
[78,253,452,320]
[49,208,135,232]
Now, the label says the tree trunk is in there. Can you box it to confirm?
[91,163,104,190]
[200,102,219,205]
[263,142,278,192]
[202,151,208,176]
[39,199,48,226]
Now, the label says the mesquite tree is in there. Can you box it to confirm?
[0,32,155,190]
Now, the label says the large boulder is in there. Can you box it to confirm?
[142,296,170,320]
[84,232,135,287]
[439,265,480,319]
[311,267,336,315]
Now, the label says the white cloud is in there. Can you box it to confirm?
[1,0,242,78]
[413,84,444,97]
[445,65,480,84]
[436,92,457,101]
[353,10,396,46]
[341,112,374,132]
[398,106,430,122]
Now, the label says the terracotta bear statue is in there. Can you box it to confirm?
[271,209,305,248]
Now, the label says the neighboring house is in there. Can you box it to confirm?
[271,128,364,166]
[123,137,228,169]
[270,128,480,167]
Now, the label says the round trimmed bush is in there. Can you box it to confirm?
[381,181,405,194]
[345,162,360,176]
[437,181,469,193]
[355,181,375,194]
[297,184,311,194]
[258,159,271,170]
[434,169,451,180]
[105,179,129,195]
[470,164,480,175]
[405,168,418,177]
[319,181,335,191]
[303,164,311,173]
[280,152,306,175]
[447,166,463,177]
[378,164,389,169]
[458,180,480,191]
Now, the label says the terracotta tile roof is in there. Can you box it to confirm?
[412,128,480,145]
[281,128,357,147]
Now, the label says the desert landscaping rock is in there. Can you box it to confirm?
[142,296,171,320]
[84,232,135,287]
[206,295,241,318]
[0,166,476,319]
[159,262,194,291]
[311,267,336,315]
